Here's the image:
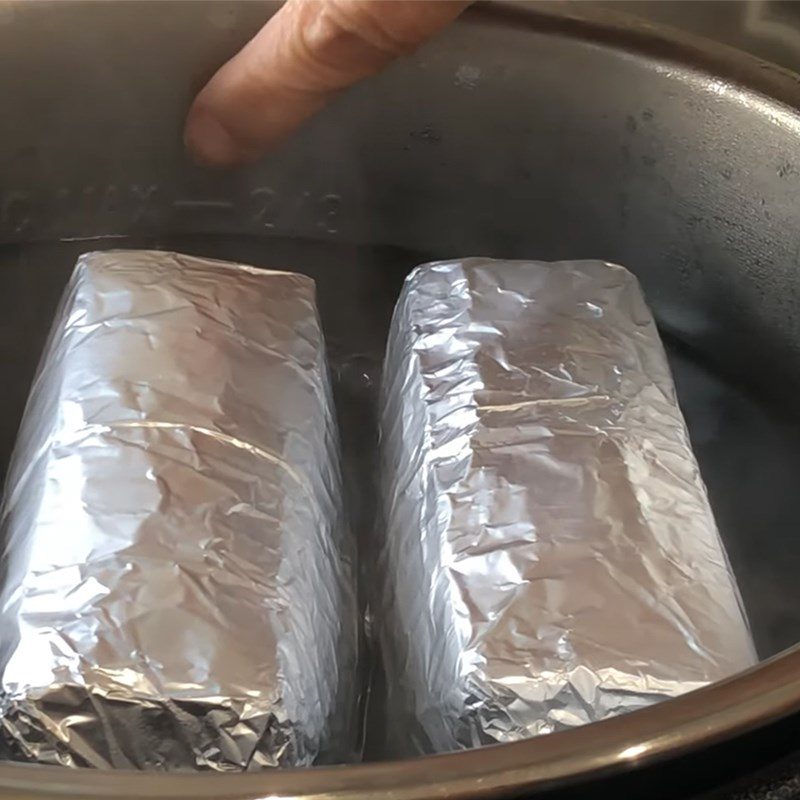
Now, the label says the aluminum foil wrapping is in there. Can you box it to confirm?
[379,258,757,755]
[0,250,359,770]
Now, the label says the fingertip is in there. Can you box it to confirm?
[184,0,474,168]
[184,104,259,168]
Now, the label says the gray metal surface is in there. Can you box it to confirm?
[0,1,798,797]
[599,1,800,76]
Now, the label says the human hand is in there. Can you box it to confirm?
[184,0,470,167]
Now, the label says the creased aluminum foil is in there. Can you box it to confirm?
[0,250,359,771]
[379,258,757,755]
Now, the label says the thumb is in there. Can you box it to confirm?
[184,0,470,167]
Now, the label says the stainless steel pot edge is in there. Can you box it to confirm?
[1,650,799,799]
[1,2,800,798]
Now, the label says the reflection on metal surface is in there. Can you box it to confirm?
[619,743,650,760]
[379,259,756,755]
[0,251,359,770]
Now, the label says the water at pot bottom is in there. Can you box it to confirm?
[0,233,798,760]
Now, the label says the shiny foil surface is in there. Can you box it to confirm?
[0,250,359,770]
[379,258,757,755]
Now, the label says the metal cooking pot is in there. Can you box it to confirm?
[2,1,800,797]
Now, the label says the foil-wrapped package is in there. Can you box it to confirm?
[379,258,757,755]
[0,250,359,770]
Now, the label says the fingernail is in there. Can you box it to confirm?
[184,107,242,167]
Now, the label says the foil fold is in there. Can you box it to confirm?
[379,258,757,754]
[0,250,359,770]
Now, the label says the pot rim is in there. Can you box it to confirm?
[3,649,800,799]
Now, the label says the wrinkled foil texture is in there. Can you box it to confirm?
[379,258,757,755]
[0,250,359,770]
